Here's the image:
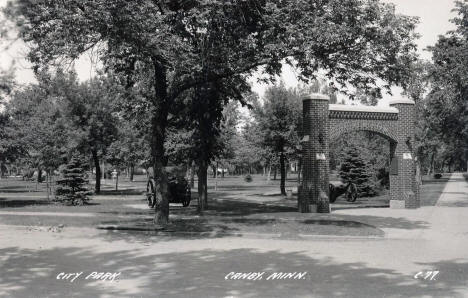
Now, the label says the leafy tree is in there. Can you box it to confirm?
[106,117,149,191]
[5,75,71,184]
[253,83,301,195]
[0,67,21,175]
[61,74,120,193]
[216,100,242,176]
[0,112,27,174]
[425,1,468,172]
[233,121,267,176]
[6,0,419,225]
[184,80,250,212]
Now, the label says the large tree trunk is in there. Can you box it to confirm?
[273,166,277,180]
[211,164,216,178]
[151,58,170,227]
[115,172,119,191]
[37,167,42,183]
[280,151,286,195]
[35,166,42,191]
[92,149,101,194]
[46,171,50,200]
[130,164,134,182]
[429,151,436,175]
[214,161,218,191]
[197,159,208,213]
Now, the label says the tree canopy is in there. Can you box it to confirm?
[424,0,468,172]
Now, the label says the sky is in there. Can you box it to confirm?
[0,0,459,107]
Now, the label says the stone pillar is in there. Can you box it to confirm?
[389,98,419,209]
[299,93,330,213]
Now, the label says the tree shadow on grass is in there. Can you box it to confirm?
[0,198,51,208]
[300,219,376,228]
[333,214,430,231]
[0,184,40,191]
[97,189,145,196]
[203,199,297,216]
[0,189,44,193]
[0,246,466,298]
[165,196,429,233]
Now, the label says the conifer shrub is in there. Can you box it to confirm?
[54,156,92,205]
[339,146,377,197]
[244,174,253,182]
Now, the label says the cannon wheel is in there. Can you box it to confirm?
[345,183,358,202]
[346,192,357,202]
[146,178,156,208]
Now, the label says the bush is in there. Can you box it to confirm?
[434,173,442,179]
[244,174,253,182]
[54,156,92,205]
[339,146,377,197]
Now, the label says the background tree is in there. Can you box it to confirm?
[5,73,71,188]
[62,74,120,193]
[428,9,468,172]
[215,100,242,178]
[253,83,301,195]
[233,121,267,177]
[181,79,251,212]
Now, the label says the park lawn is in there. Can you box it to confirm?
[0,173,452,238]
[420,174,451,206]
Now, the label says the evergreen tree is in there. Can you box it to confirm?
[54,156,92,205]
[339,146,376,197]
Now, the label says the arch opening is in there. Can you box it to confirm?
[329,130,394,204]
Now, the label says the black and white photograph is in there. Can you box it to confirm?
[0,0,467,297]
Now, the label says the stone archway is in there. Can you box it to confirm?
[298,94,419,213]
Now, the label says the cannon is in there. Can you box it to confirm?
[329,181,358,203]
[146,166,191,208]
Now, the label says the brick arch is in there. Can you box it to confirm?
[299,94,420,214]
[329,123,398,144]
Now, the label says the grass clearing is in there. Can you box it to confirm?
[0,173,452,238]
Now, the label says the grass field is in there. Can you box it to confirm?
[0,173,452,237]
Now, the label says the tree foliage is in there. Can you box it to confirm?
[252,83,301,194]
[424,0,468,172]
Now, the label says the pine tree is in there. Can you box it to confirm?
[339,146,376,197]
[54,156,92,205]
